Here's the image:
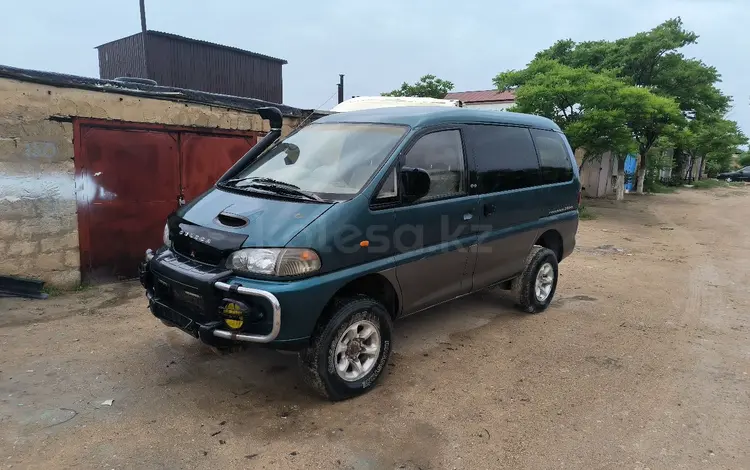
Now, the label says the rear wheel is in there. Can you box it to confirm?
[299,296,393,401]
[511,246,559,313]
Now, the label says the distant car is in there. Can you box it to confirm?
[716,166,750,182]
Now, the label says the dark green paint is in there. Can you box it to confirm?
[146,106,580,347]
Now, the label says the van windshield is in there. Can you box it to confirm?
[229,123,408,199]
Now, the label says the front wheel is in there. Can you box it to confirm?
[299,296,393,401]
[511,246,559,313]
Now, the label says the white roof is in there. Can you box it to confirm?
[331,95,462,113]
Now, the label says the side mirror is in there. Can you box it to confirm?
[280,143,300,165]
[400,167,430,202]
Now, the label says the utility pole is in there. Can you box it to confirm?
[337,74,344,104]
[139,0,150,78]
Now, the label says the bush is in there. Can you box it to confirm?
[704,159,723,178]
[691,179,729,189]
[649,183,677,193]
[579,205,596,220]
[644,150,673,193]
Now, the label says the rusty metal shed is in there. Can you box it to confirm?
[97,31,287,103]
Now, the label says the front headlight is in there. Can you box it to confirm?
[226,248,321,277]
[163,223,170,245]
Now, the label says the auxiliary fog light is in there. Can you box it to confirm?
[220,299,249,330]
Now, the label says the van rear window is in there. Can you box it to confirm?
[468,125,541,193]
[531,129,574,184]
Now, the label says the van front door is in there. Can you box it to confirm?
[466,124,544,291]
[392,129,479,315]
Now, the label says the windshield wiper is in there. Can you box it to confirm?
[241,182,326,202]
[221,176,331,202]
[225,176,300,189]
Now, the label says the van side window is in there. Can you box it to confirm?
[403,130,466,200]
[375,167,398,199]
[468,125,540,193]
[531,129,574,184]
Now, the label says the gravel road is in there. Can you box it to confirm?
[1,186,749,469]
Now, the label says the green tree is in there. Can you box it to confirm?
[681,118,748,179]
[495,60,634,155]
[382,74,455,99]
[537,18,728,118]
[536,18,729,191]
[617,87,684,192]
[495,59,655,200]
[739,151,750,168]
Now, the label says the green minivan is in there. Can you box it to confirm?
[139,106,580,400]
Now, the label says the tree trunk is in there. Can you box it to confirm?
[635,153,647,194]
[698,155,706,180]
[614,155,625,201]
[685,154,694,183]
[673,147,686,183]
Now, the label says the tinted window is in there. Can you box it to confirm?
[403,130,466,201]
[531,129,574,184]
[468,125,540,193]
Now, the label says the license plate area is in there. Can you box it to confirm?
[152,274,213,322]
[173,284,204,311]
[155,303,196,331]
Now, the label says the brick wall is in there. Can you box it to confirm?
[0,78,303,288]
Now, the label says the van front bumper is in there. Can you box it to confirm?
[140,248,291,348]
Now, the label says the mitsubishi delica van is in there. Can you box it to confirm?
[139,106,580,401]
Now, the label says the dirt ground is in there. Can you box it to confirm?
[1,187,749,470]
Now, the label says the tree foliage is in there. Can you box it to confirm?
[497,17,739,193]
[382,74,455,99]
[494,59,629,155]
[536,18,729,119]
[618,86,684,159]
[680,117,748,176]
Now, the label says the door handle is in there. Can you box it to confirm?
[483,203,496,216]
[463,212,473,221]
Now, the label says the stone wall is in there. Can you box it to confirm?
[0,77,303,288]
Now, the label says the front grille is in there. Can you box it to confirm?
[172,237,224,266]
[157,251,228,276]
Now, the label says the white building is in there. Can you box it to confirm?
[444,89,516,111]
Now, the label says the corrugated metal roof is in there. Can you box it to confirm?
[96,31,288,65]
[0,64,324,118]
[444,89,516,103]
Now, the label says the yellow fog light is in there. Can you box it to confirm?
[220,300,248,330]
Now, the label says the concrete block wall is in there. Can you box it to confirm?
[0,77,303,288]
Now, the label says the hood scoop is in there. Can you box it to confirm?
[215,211,249,228]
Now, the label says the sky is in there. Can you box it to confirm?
[1,0,748,136]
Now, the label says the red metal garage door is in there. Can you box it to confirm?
[77,126,180,282]
[180,133,256,203]
[75,122,259,283]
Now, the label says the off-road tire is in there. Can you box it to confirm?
[511,245,559,313]
[298,296,393,401]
